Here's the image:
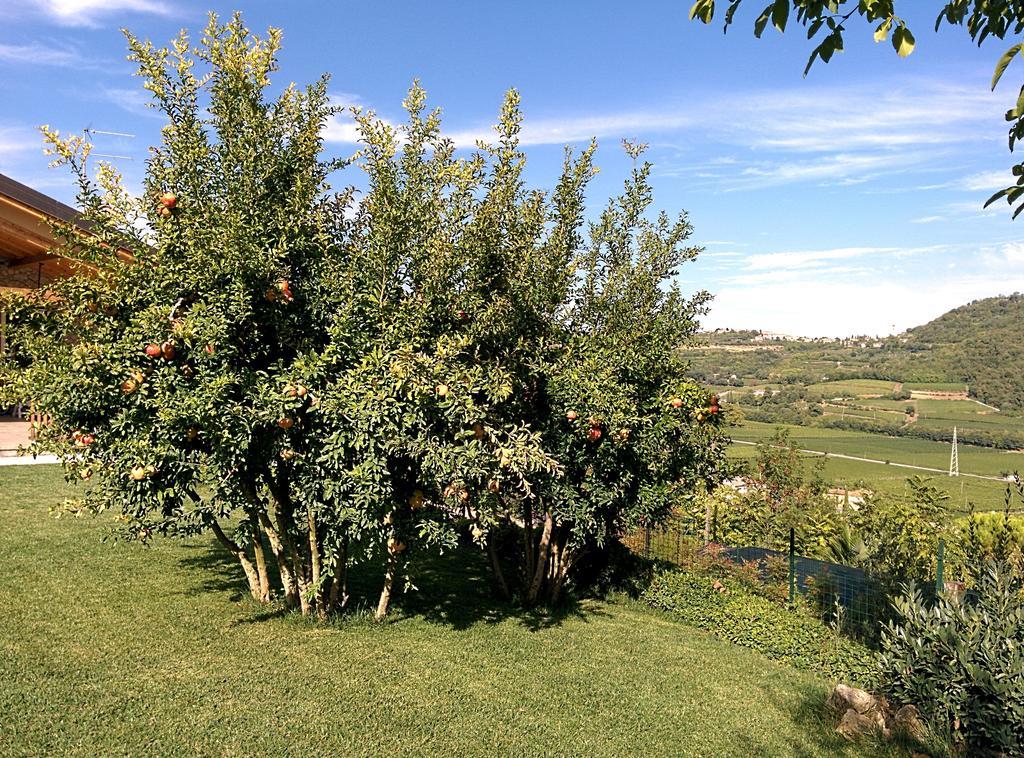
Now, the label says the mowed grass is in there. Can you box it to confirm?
[729,421,1021,509]
[0,466,898,757]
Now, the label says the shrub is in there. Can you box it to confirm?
[850,476,949,583]
[948,501,1024,585]
[878,561,1024,754]
[642,567,878,687]
[0,15,724,619]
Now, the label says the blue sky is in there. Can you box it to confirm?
[3,1,1022,336]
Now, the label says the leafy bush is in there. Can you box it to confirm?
[850,476,949,583]
[0,15,724,619]
[642,567,878,687]
[878,561,1024,754]
[948,498,1024,585]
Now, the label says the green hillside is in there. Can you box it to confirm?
[891,294,1024,410]
[689,293,1024,411]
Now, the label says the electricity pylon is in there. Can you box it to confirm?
[949,426,959,477]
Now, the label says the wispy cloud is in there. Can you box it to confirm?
[445,111,693,148]
[726,152,930,190]
[103,87,159,118]
[323,79,1004,191]
[743,246,902,272]
[0,127,45,175]
[962,169,1012,191]
[25,0,171,27]
[911,215,944,224]
[0,41,93,67]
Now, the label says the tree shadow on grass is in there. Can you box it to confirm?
[177,535,607,633]
[174,540,249,603]
[384,548,610,632]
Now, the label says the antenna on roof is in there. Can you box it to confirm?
[84,128,136,138]
[82,127,137,161]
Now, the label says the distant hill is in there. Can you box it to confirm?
[686,294,1024,411]
[905,294,1024,344]
[893,294,1024,410]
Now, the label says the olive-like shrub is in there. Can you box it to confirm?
[879,561,1024,754]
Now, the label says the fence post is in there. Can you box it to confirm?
[788,527,796,607]
[935,538,945,596]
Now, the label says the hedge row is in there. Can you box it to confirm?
[641,568,879,688]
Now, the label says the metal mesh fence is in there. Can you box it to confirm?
[622,514,932,639]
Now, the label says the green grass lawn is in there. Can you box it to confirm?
[0,465,905,757]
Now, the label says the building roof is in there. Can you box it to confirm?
[0,173,83,227]
[0,172,132,291]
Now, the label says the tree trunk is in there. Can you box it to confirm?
[523,501,535,583]
[488,537,511,599]
[273,505,310,616]
[549,546,577,606]
[307,506,324,617]
[526,513,554,605]
[703,495,712,546]
[375,551,399,621]
[329,534,349,612]
[258,512,299,608]
[266,469,312,615]
[206,516,263,601]
[252,519,272,602]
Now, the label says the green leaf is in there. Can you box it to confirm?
[892,25,915,58]
[992,43,1024,91]
[984,187,1010,208]
[873,19,892,44]
[688,0,715,23]
[754,7,771,38]
[771,0,789,33]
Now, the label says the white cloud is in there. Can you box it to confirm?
[323,113,363,145]
[743,246,901,272]
[911,215,944,224]
[0,41,92,67]
[705,275,1024,337]
[963,169,1013,191]
[26,0,170,27]
[981,241,1024,268]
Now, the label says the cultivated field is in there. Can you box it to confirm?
[729,421,1020,509]
[806,379,902,398]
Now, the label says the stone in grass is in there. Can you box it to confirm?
[827,684,880,717]
[836,708,883,741]
[827,684,930,745]
[892,704,927,743]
